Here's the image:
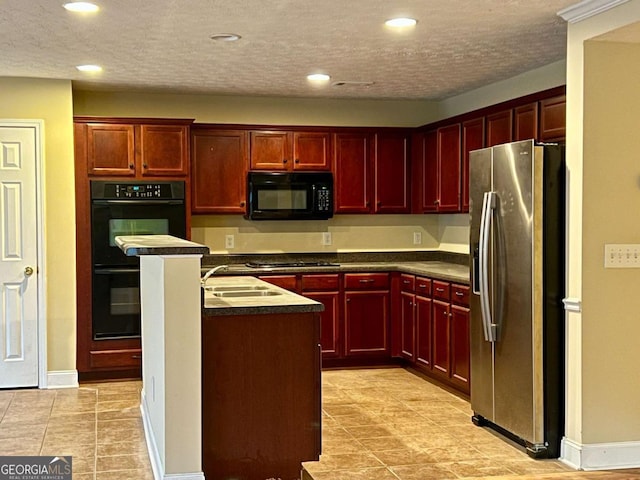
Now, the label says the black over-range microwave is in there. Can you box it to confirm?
[246,171,334,220]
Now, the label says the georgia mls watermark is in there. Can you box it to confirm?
[0,456,72,480]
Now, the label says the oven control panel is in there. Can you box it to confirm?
[116,184,162,198]
[91,181,185,200]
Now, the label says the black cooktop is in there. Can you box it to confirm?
[245,261,340,268]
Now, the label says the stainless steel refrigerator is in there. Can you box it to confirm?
[469,139,565,458]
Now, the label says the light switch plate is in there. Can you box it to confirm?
[604,244,640,268]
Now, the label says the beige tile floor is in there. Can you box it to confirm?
[302,367,640,480]
[1,369,639,480]
[0,380,152,480]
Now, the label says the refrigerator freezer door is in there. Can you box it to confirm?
[491,140,543,446]
[469,147,494,421]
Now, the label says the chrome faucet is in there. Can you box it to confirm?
[201,265,229,285]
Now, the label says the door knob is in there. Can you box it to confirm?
[24,266,34,276]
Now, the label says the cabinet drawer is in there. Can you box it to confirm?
[399,274,415,292]
[451,284,470,306]
[301,274,340,291]
[415,277,432,297]
[432,280,451,301]
[258,275,298,291]
[90,349,142,369]
[344,273,390,290]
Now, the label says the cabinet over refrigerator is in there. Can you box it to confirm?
[469,140,565,458]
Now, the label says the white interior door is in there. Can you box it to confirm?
[0,124,39,388]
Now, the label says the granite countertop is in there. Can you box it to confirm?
[202,276,324,317]
[203,260,469,284]
[115,234,210,256]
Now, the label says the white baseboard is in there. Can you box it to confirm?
[141,391,204,480]
[45,370,78,389]
[561,437,640,470]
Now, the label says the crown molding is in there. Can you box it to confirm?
[558,0,630,23]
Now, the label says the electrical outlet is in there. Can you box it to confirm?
[322,232,332,246]
[225,234,235,249]
[604,244,640,268]
[413,232,422,245]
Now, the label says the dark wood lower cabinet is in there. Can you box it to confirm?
[415,294,433,370]
[202,311,321,480]
[450,304,471,391]
[432,299,451,378]
[344,290,390,356]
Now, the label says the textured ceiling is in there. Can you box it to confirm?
[1,0,576,100]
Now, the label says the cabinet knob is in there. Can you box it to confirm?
[434,199,440,205]
[129,164,134,169]
[283,159,288,164]
[143,163,148,168]
[240,201,246,207]
[455,292,464,296]
[295,159,300,164]
[377,201,381,206]
[366,201,370,207]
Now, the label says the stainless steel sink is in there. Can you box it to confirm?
[204,285,270,292]
[211,290,283,298]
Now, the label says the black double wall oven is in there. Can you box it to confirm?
[91,181,186,340]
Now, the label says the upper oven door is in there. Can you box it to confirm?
[91,200,186,266]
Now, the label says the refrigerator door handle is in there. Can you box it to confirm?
[479,191,496,342]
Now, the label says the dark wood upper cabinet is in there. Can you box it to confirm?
[191,129,248,214]
[333,132,371,213]
[412,129,438,213]
[374,132,410,213]
[80,119,191,178]
[292,132,331,170]
[86,124,136,176]
[514,102,539,142]
[412,126,459,213]
[436,124,461,212]
[539,95,566,142]
[461,118,484,213]
[139,124,189,176]
[486,109,513,147]
[249,131,291,170]
[250,130,331,171]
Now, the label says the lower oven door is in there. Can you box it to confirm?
[93,268,141,340]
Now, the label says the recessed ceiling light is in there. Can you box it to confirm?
[385,17,417,28]
[76,64,102,72]
[307,73,331,83]
[63,2,99,13]
[210,33,241,42]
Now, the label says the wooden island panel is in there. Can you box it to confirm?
[202,311,321,480]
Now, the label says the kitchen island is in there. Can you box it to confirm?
[116,235,323,480]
